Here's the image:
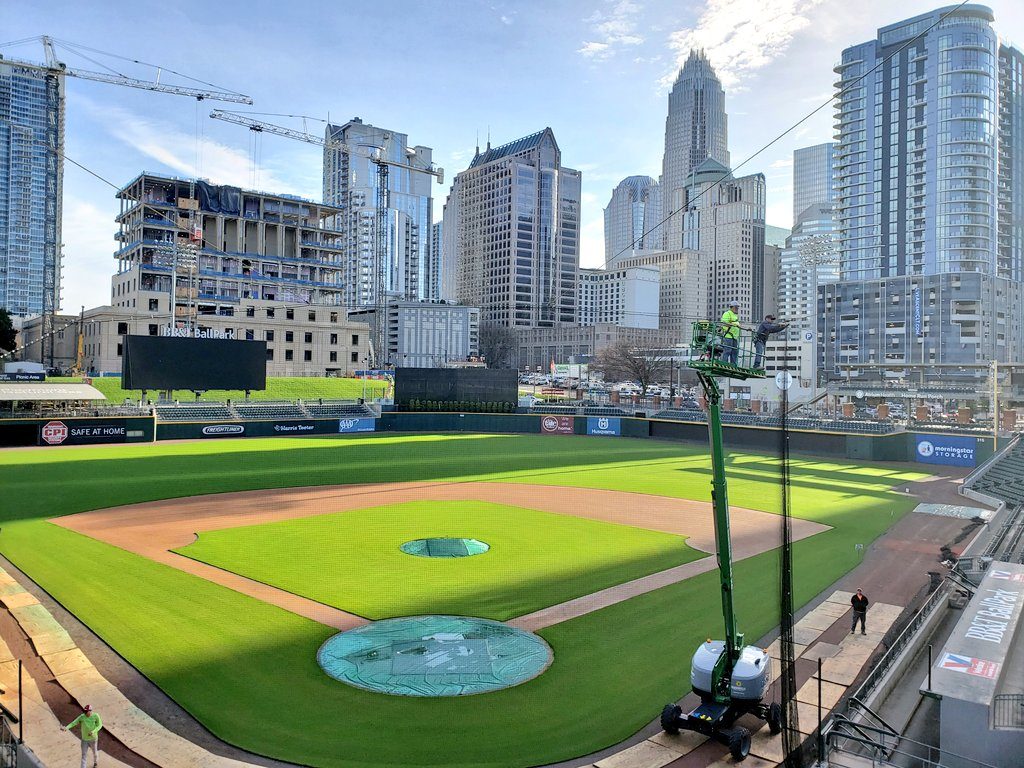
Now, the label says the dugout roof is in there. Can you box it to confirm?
[0,383,106,401]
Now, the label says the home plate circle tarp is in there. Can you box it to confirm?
[317,615,552,696]
[399,537,490,557]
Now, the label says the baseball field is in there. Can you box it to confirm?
[0,433,925,767]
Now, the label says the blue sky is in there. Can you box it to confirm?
[4,0,1023,312]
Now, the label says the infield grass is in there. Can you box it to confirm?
[175,500,702,621]
[0,434,926,768]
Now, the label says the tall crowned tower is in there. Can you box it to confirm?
[661,49,729,250]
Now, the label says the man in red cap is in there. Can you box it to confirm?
[62,703,102,767]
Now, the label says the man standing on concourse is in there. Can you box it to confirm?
[753,314,789,369]
[719,302,741,365]
[851,588,869,635]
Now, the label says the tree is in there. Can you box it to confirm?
[478,323,517,369]
[0,309,15,354]
[592,341,670,396]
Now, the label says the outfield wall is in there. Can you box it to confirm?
[0,412,1007,466]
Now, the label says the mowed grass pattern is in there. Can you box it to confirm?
[0,434,926,768]
[175,500,702,621]
[50,375,388,403]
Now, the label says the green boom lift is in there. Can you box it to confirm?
[660,320,782,761]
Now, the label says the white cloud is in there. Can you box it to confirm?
[663,0,824,88]
[500,14,513,25]
[770,157,793,169]
[60,196,119,312]
[91,103,284,190]
[578,0,645,60]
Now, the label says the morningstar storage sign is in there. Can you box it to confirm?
[913,434,977,467]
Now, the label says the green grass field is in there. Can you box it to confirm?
[0,434,925,768]
[175,500,701,621]
[52,375,389,402]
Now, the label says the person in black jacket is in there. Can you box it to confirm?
[851,588,869,634]
[753,315,789,368]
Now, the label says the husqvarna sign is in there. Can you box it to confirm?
[587,417,621,436]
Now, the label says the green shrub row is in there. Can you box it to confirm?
[405,399,515,413]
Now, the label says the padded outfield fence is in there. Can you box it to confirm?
[0,408,1009,466]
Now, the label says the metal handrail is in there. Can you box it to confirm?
[847,697,900,736]
[963,433,1020,488]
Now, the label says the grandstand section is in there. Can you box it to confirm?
[969,436,1024,506]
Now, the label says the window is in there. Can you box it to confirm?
[245,329,254,341]
[246,307,255,317]
[286,309,294,320]
[148,299,159,311]
[351,351,359,362]
[330,333,338,345]
[351,334,359,345]
[330,312,338,323]
[304,332,313,343]
[116,343,123,357]
[148,324,158,336]
[304,350,312,362]
[285,331,294,343]
[265,330,275,342]
[266,348,274,360]
[117,322,129,335]
[285,349,294,361]
[267,308,275,318]
[308,311,316,321]
[329,351,338,362]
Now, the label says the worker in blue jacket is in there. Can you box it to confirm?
[753,315,789,369]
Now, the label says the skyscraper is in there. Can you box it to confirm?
[603,176,660,263]
[445,128,581,328]
[680,159,766,322]
[322,118,434,307]
[823,5,1024,380]
[427,220,443,301]
[0,58,64,320]
[792,143,836,221]
[661,50,729,250]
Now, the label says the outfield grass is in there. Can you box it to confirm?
[51,375,389,403]
[0,434,925,768]
[175,500,702,621]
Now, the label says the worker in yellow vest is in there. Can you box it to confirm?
[720,303,741,365]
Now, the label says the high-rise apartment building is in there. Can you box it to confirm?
[445,128,581,328]
[427,220,443,301]
[0,58,64,319]
[681,159,766,322]
[792,143,836,221]
[322,118,434,307]
[661,50,729,251]
[999,44,1024,283]
[578,266,659,329]
[603,176,661,263]
[824,5,1024,379]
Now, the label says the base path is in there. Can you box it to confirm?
[54,482,828,631]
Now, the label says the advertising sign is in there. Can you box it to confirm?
[540,415,574,434]
[339,417,377,433]
[41,420,68,445]
[938,652,1000,679]
[272,421,317,434]
[201,424,245,437]
[914,434,976,467]
[0,372,46,382]
[41,421,128,446]
[587,417,621,436]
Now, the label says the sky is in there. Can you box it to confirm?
[4,0,1023,313]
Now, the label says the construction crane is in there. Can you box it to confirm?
[0,36,253,370]
[209,109,445,367]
